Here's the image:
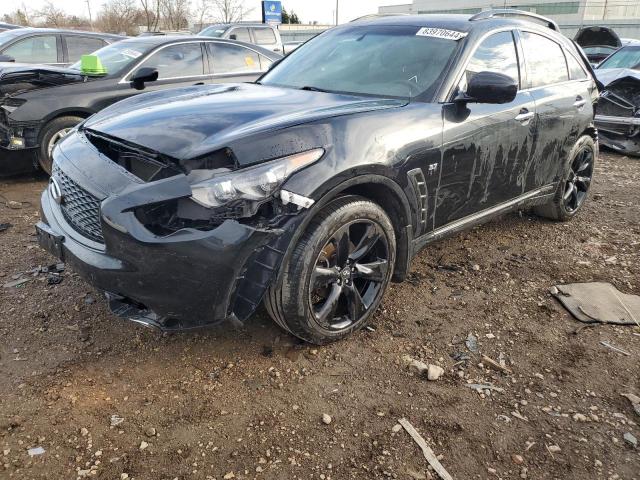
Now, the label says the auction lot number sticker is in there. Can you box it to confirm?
[416,27,468,40]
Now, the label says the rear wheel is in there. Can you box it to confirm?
[534,135,596,221]
[38,116,84,174]
[265,197,396,344]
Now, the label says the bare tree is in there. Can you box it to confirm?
[96,0,140,35]
[161,0,190,30]
[192,0,212,31]
[140,0,161,32]
[3,4,33,26]
[211,0,253,23]
[38,1,70,27]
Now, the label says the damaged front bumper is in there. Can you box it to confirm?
[594,114,640,156]
[595,74,640,157]
[36,136,302,331]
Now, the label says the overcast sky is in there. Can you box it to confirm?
[1,0,411,26]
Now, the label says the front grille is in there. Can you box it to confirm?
[52,164,104,243]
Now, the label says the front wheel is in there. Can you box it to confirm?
[534,135,596,221]
[265,197,396,344]
[38,116,84,174]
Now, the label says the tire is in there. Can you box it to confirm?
[534,135,596,222]
[38,116,84,174]
[265,197,396,344]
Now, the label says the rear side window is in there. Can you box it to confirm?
[521,32,569,88]
[253,28,276,45]
[229,27,251,43]
[138,43,204,79]
[3,35,58,63]
[566,51,588,80]
[208,43,261,73]
[462,31,519,89]
[66,36,106,62]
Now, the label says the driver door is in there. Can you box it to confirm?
[436,31,536,228]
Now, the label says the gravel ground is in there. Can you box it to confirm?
[0,151,639,480]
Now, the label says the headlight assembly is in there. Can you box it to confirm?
[190,148,324,209]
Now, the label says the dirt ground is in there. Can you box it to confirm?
[0,151,638,480]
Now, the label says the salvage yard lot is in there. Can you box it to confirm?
[0,151,639,479]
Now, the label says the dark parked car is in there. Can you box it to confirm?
[0,28,123,65]
[0,36,280,174]
[37,11,598,344]
[0,22,21,33]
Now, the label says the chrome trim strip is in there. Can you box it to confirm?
[424,184,555,239]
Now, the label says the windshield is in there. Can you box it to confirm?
[260,25,460,100]
[69,40,153,75]
[598,46,640,70]
[198,25,228,37]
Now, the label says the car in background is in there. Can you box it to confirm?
[592,41,640,156]
[575,26,622,66]
[0,22,21,33]
[0,28,124,66]
[0,36,280,175]
[198,23,284,55]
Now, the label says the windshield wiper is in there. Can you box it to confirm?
[299,85,330,93]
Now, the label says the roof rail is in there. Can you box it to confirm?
[470,9,560,31]
[350,13,409,23]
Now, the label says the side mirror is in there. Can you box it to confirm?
[229,33,237,40]
[130,67,158,90]
[0,54,16,63]
[460,71,517,104]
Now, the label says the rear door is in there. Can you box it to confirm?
[206,41,271,83]
[436,30,536,228]
[517,30,593,191]
[63,35,108,64]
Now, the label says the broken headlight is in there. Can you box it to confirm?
[190,148,324,209]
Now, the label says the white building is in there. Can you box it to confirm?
[378,1,640,38]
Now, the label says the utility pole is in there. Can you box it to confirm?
[335,0,339,25]
[86,0,93,30]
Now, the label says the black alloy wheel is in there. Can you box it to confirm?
[265,197,396,344]
[309,220,390,331]
[562,145,594,214]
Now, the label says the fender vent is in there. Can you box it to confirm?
[408,168,428,236]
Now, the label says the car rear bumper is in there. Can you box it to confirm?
[37,177,291,331]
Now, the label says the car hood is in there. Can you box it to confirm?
[0,63,90,96]
[574,26,621,49]
[83,83,407,162]
[596,67,640,87]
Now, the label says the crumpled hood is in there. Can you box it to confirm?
[596,67,640,87]
[83,83,407,160]
[0,63,87,96]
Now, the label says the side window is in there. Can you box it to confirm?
[3,35,58,63]
[252,28,276,45]
[208,43,261,73]
[259,54,273,70]
[229,27,251,43]
[521,32,569,88]
[137,43,204,79]
[66,36,107,62]
[461,31,519,90]
[566,51,588,80]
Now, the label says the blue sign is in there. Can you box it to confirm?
[262,1,282,24]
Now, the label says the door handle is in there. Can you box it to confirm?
[573,96,587,109]
[515,110,535,123]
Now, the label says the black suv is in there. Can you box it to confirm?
[37,11,599,344]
